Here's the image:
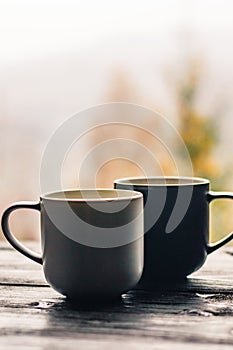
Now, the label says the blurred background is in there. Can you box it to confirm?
[1,0,233,242]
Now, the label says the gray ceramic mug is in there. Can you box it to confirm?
[1,189,144,299]
[114,176,233,287]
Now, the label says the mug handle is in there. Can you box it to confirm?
[1,201,43,264]
[206,191,233,254]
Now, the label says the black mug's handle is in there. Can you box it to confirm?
[207,191,233,254]
[1,201,43,264]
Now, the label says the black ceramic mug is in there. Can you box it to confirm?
[114,176,233,287]
[1,189,143,299]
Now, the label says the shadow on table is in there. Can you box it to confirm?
[34,276,233,338]
[40,277,209,312]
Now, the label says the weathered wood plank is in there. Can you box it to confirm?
[0,243,232,349]
[193,246,233,280]
[0,285,233,348]
[1,336,233,350]
[0,244,46,286]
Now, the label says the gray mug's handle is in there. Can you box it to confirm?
[1,201,43,264]
[207,191,233,254]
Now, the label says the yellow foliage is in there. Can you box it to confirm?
[177,64,219,179]
[192,155,221,179]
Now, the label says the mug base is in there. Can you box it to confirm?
[65,293,123,306]
[136,275,188,291]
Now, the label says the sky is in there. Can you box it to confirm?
[0,0,233,65]
[1,0,233,147]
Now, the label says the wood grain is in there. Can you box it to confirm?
[0,243,233,349]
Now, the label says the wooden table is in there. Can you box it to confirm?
[0,242,233,350]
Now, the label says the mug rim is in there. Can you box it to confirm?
[41,188,143,202]
[114,176,210,187]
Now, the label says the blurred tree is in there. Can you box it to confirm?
[93,69,168,187]
[106,68,138,102]
[176,59,233,242]
[177,60,220,181]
